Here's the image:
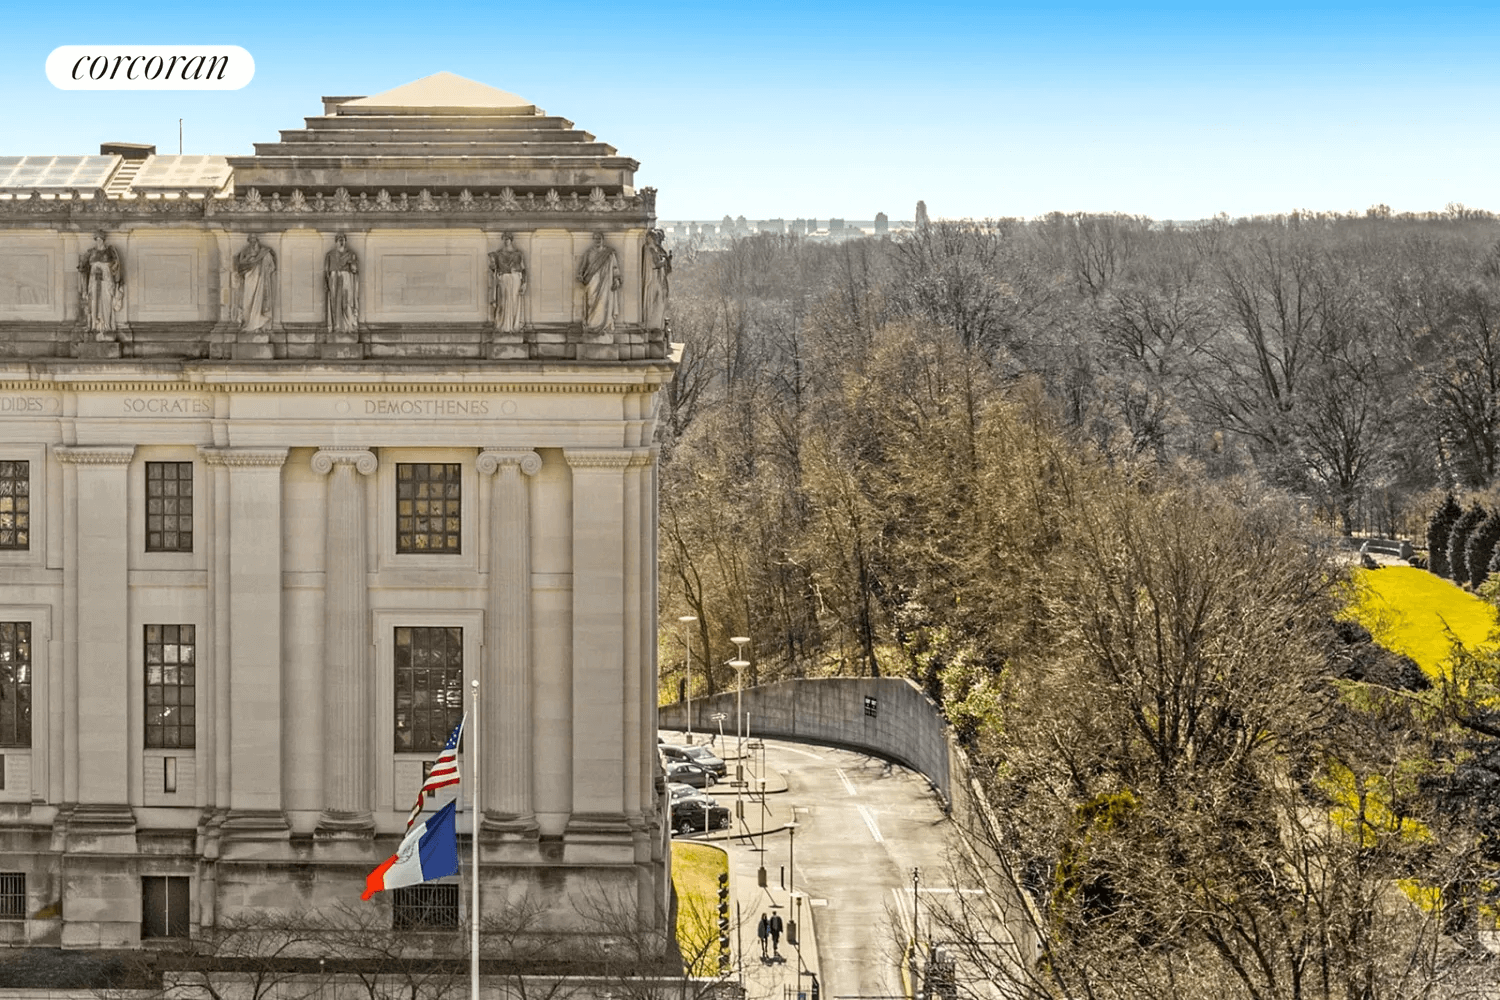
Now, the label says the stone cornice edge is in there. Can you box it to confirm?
[54,445,136,465]
[0,380,662,396]
[198,447,289,468]
[563,448,643,469]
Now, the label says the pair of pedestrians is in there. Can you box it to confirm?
[757,911,784,961]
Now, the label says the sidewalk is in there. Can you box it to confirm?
[665,731,821,1000]
[734,875,822,1000]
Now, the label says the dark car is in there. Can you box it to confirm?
[670,792,730,834]
[663,760,715,788]
[659,744,727,777]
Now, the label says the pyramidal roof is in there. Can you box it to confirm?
[340,72,538,116]
[228,72,638,195]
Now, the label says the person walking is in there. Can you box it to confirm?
[757,912,770,959]
[769,912,784,959]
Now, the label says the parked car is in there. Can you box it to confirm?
[659,744,727,777]
[670,792,730,834]
[667,781,699,803]
[663,760,714,788]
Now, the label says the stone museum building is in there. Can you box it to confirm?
[0,73,673,949]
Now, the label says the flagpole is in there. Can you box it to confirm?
[470,678,480,1000]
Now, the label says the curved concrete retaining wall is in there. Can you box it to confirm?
[660,678,1044,963]
[658,677,951,805]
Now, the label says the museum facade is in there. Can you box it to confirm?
[0,73,673,949]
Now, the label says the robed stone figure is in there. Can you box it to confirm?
[641,228,672,331]
[234,234,277,333]
[325,234,359,334]
[576,232,621,333]
[488,233,527,333]
[78,231,125,340]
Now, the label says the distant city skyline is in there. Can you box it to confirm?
[2,3,1498,220]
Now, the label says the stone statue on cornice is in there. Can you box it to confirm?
[324,234,360,335]
[77,231,125,341]
[641,228,672,332]
[576,232,621,333]
[234,234,278,333]
[489,233,527,334]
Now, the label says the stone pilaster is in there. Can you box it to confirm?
[203,447,289,840]
[562,448,632,842]
[311,448,377,836]
[476,449,541,838]
[54,445,135,834]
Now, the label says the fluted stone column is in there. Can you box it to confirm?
[477,449,541,836]
[312,448,377,834]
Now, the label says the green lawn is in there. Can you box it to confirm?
[1347,566,1498,678]
[671,840,728,974]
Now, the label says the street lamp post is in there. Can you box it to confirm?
[678,614,697,742]
[728,640,750,845]
[911,866,921,953]
[789,822,798,898]
[793,891,804,975]
[729,635,750,778]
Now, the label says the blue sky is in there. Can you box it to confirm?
[2,2,1497,221]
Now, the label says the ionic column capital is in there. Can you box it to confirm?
[311,448,377,476]
[477,449,542,477]
[55,445,135,466]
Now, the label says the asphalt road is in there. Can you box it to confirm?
[717,737,966,1000]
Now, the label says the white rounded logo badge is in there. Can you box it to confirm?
[47,46,254,90]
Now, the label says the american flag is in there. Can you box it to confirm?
[406,717,464,831]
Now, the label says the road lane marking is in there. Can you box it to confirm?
[776,746,824,759]
[836,768,858,796]
[857,803,884,842]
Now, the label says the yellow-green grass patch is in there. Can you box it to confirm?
[1346,566,1498,679]
[672,840,728,974]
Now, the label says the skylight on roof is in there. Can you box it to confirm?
[0,155,121,192]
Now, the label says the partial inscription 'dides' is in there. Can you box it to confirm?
[0,396,54,414]
[123,397,212,415]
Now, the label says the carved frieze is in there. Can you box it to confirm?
[0,185,648,219]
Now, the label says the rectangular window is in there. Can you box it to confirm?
[392,884,458,930]
[141,875,189,938]
[145,625,195,749]
[394,626,462,753]
[0,461,29,551]
[146,462,193,553]
[396,463,461,554]
[0,623,30,748]
[0,873,23,920]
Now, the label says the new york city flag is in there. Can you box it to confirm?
[362,799,459,899]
